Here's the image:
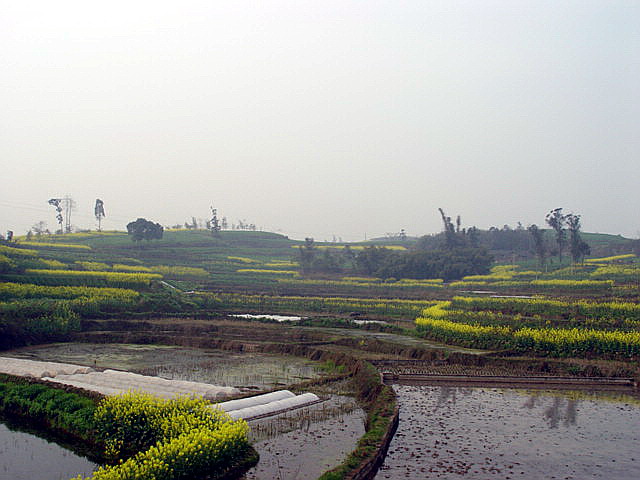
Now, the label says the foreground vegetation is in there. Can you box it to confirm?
[0,378,256,480]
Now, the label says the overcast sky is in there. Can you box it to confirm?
[1,1,638,241]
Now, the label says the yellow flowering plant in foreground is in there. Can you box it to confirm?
[73,392,250,480]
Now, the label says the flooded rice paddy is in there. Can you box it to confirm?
[245,395,366,479]
[378,385,640,480]
[0,421,97,480]
[6,343,323,390]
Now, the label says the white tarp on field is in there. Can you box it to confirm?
[0,357,93,378]
[1,357,320,417]
[42,369,239,400]
[216,389,296,412]
[224,392,321,420]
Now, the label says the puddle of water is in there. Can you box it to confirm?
[0,421,97,480]
[377,385,640,480]
[230,314,307,322]
[5,343,324,390]
[352,319,388,325]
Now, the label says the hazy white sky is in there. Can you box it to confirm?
[1,1,638,241]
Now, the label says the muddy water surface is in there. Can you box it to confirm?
[0,421,97,480]
[244,395,366,480]
[6,343,323,389]
[378,385,640,480]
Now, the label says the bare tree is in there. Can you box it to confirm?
[32,221,48,236]
[63,196,76,233]
[210,206,221,237]
[94,199,105,231]
[48,198,64,233]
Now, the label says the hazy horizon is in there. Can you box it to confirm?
[2,1,638,241]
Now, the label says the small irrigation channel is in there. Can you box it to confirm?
[376,384,640,480]
[0,419,97,480]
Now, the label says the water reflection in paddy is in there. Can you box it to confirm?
[378,386,640,480]
[0,421,97,480]
[6,343,323,390]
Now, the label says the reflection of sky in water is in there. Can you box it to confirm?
[378,386,640,480]
[0,422,97,480]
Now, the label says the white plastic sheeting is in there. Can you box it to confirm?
[42,370,239,400]
[217,390,296,412]
[1,357,319,418]
[226,392,321,420]
[0,357,93,378]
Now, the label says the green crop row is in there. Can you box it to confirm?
[0,244,38,257]
[16,269,162,288]
[209,292,436,318]
[0,380,97,438]
[17,241,92,250]
[451,296,640,322]
[449,279,614,290]
[0,282,139,301]
[0,296,138,321]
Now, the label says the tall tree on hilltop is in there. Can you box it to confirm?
[438,208,458,249]
[126,218,164,245]
[48,198,64,233]
[298,237,317,275]
[528,224,547,270]
[94,199,105,231]
[545,208,567,262]
[210,206,221,237]
[438,208,480,249]
[565,213,590,264]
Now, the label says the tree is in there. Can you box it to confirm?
[210,206,221,237]
[438,208,458,249]
[565,213,590,264]
[126,218,164,244]
[32,221,48,236]
[94,199,105,231]
[48,198,64,233]
[437,208,479,249]
[63,196,76,233]
[528,224,547,270]
[545,208,567,262]
[48,197,75,233]
[298,237,316,275]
